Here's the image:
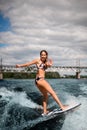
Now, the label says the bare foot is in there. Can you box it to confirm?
[62,105,69,111]
[43,110,49,115]
[46,110,49,114]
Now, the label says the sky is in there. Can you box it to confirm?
[0,0,87,69]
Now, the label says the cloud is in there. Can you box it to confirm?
[0,0,87,68]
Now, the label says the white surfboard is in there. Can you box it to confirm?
[41,103,81,120]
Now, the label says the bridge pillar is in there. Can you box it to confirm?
[76,72,80,79]
[0,58,3,80]
[0,72,3,80]
[76,59,81,79]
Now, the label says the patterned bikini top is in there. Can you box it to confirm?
[36,62,47,70]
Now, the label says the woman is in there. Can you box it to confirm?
[16,50,68,115]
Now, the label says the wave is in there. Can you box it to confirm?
[0,87,43,130]
[0,87,42,109]
[79,83,87,94]
[61,96,87,130]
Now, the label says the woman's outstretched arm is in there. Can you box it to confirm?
[16,59,38,68]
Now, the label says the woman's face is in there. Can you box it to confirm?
[40,51,47,62]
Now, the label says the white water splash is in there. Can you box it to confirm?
[11,92,43,109]
[79,84,87,94]
[64,94,79,105]
[0,87,42,109]
[61,96,87,130]
[0,87,14,101]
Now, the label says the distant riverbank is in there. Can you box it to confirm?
[3,72,60,79]
[2,72,87,79]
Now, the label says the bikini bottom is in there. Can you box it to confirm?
[35,77,44,84]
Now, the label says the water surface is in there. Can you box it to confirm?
[0,79,87,130]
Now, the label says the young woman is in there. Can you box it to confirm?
[16,50,68,115]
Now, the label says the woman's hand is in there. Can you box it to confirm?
[16,64,21,68]
[47,59,53,67]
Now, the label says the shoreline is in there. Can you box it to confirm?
[1,72,87,79]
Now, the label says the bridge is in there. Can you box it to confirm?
[0,64,87,79]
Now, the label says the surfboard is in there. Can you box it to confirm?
[41,103,81,120]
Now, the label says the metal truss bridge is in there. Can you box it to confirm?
[0,58,87,79]
[0,64,87,71]
[0,64,87,79]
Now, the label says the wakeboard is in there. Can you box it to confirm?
[41,103,81,120]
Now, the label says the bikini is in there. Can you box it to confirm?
[35,62,47,84]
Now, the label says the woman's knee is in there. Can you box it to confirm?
[43,92,48,100]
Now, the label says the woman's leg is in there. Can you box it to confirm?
[37,79,68,110]
[36,83,48,114]
[43,91,48,114]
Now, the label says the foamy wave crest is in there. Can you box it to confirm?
[65,94,79,105]
[0,87,14,101]
[61,96,87,130]
[60,91,79,106]
[0,87,42,109]
[80,84,87,94]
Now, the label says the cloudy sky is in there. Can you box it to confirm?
[0,0,87,68]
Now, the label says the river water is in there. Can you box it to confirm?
[0,79,87,130]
